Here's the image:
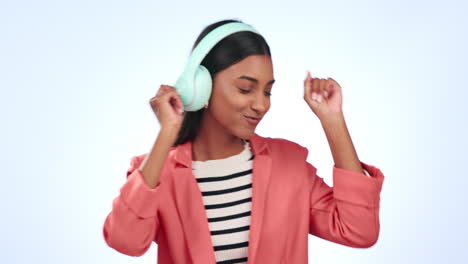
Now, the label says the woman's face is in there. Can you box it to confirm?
[205,54,275,139]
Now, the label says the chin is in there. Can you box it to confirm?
[227,121,257,141]
[236,130,255,141]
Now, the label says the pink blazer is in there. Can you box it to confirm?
[103,133,385,263]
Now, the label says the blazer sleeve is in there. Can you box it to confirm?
[102,154,164,256]
[305,147,385,248]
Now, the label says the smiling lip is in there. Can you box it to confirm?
[244,115,261,125]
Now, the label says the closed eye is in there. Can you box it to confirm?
[239,88,272,97]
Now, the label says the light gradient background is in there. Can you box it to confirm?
[1,0,466,263]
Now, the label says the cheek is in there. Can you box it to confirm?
[209,91,242,120]
[212,88,244,110]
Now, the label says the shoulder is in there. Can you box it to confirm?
[127,145,179,178]
[266,137,309,160]
[130,153,148,166]
[130,144,180,166]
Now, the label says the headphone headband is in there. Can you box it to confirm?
[185,22,260,75]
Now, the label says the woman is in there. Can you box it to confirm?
[103,19,385,264]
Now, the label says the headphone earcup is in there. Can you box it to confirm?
[174,65,212,112]
[189,65,212,111]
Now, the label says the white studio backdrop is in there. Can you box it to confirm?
[1,0,467,263]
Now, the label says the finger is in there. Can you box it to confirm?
[320,79,327,92]
[304,71,312,100]
[328,78,340,92]
[310,76,320,101]
[155,86,173,105]
[168,86,184,109]
[306,72,319,102]
[167,86,183,101]
[323,79,333,97]
[303,71,308,87]
[169,90,184,114]
[312,76,320,94]
[323,83,329,98]
[160,84,170,92]
[157,85,170,97]
[311,78,324,103]
[163,84,176,93]
[317,79,327,103]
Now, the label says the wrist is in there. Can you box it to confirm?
[320,111,345,127]
[159,126,179,141]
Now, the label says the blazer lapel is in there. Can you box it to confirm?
[173,140,215,263]
[246,134,272,264]
[172,133,272,264]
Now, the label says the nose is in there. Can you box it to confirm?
[251,92,268,115]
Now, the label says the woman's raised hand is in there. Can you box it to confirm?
[303,71,343,121]
[150,85,185,132]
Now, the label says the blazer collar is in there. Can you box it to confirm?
[171,132,272,264]
[173,132,270,168]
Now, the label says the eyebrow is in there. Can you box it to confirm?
[237,75,275,85]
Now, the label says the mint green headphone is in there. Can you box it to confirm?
[174,22,260,112]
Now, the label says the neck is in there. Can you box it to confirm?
[192,113,245,161]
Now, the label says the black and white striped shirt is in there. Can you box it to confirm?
[192,139,254,264]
